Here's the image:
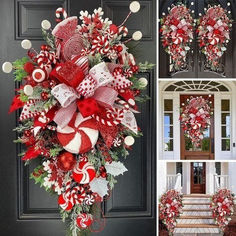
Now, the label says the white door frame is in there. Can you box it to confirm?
[159,81,236,160]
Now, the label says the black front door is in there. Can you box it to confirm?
[0,1,156,235]
[159,0,236,78]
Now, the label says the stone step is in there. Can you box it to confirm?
[182,211,212,216]
[183,199,211,203]
[174,227,220,234]
[183,202,210,205]
[183,205,210,210]
[182,209,211,212]
[179,215,213,219]
[176,224,218,228]
[177,219,215,225]
[183,194,212,198]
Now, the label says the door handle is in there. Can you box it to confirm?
[211,138,214,153]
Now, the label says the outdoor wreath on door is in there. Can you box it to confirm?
[2,2,154,235]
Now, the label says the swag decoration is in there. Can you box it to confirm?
[159,190,183,234]
[197,5,232,71]
[2,2,154,235]
[180,95,212,147]
[160,4,194,71]
[210,189,235,231]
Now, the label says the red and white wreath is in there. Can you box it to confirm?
[159,190,183,233]
[160,4,194,71]
[180,95,212,146]
[197,5,232,70]
[210,189,235,231]
[2,2,152,235]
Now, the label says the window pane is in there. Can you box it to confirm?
[164,99,173,111]
[222,126,230,138]
[164,126,173,138]
[222,113,230,125]
[221,100,230,111]
[222,139,230,151]
[164,113,173,125]
[164,139,173,151]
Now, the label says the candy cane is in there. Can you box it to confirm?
[115,98,130,111]
[118,26,128,37]
[92,108,124,126]
[55,7,68,22]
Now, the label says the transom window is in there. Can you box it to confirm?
[165,81,229,92]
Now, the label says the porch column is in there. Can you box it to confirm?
[158,161,167,197]
[228,162,236,194]
[206,162,215,194]
[173,93,180,160]
[182,162,190,194]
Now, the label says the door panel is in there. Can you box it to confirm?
[191,162,206,194]
[180,95,214,160]
[159,0,236,78]
[0,0,156,235]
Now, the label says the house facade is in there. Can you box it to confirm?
[159,80,236,160]
[158,161,236,196]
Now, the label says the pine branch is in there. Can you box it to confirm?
[42,29,56,49]
[138,61,155,72]
[135,94,150,103]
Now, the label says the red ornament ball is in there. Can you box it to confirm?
[131,65,139,73]
[24,62,35,74]
[40,45,50,51]
[116,45,123,53]
[57,152,76,171]
[24,129,31,137]
[41,91,49,100]
[76,213,93,229]
[109,24,118,34]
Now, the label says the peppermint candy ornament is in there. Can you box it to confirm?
[84,194,95,205]
[76,213,93,229]
[57,112,99,154]
[72,161,96,184]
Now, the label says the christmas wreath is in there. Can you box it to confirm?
[180,95,212,147]
[210,189,235,231]
[159,190,183,234]
[197,5,232,71]
[2,2,154,235]
[160,4,194,71]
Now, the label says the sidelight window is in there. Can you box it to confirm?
[221,100,231,151]
[164,99,173,151]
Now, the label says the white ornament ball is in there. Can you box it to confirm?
[2,62,13,73]
[191,2,194,5]
[128,98,135,106]
[129,1,140,13]
[24,85,34,96]
[124,136,135,146]
[227,2,231,6]
[41,20,51,30]
[132,31,142,41]
[21,39,32,50]
[199,13,202,16]
[138,77,148,87]
[228,11,231,14]
[191,10,194,13]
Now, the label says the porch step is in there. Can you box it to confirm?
[183,202,210,205]
[179,215,213,219]
[182,209,211,212]
[177,219,215,224]
[174,227,220,234]
[176,224,218,228]
[183,194,212,198]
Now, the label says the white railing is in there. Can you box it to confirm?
[166,173,182,192]
[214,174,229,192]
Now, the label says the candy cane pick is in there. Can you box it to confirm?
[55,7,68,22]
[118,26,128,37]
